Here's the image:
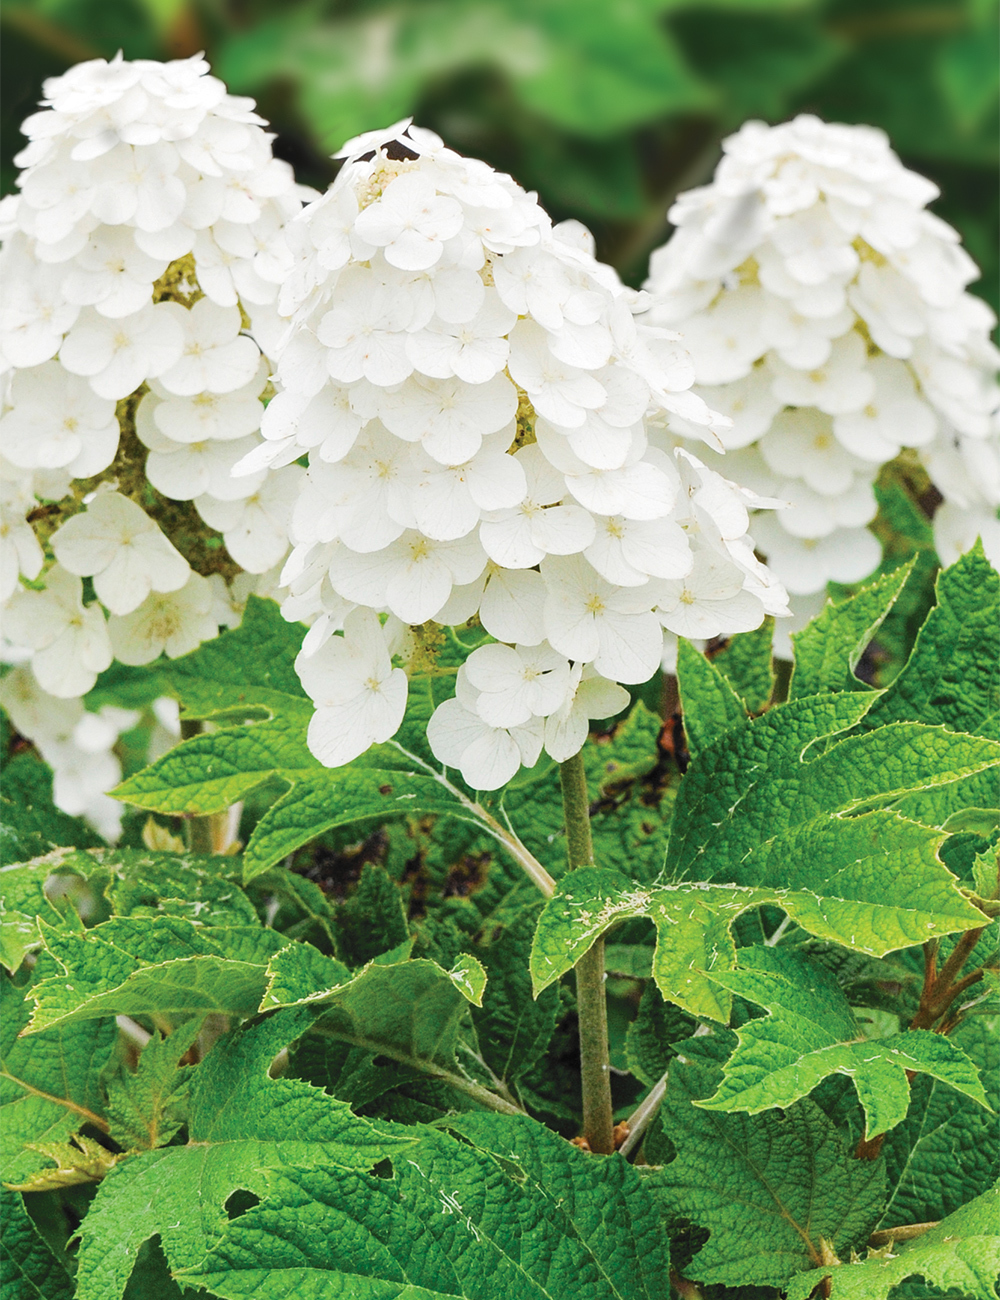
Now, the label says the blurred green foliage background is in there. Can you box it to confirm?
[2,0,997,307]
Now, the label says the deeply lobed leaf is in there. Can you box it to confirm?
[646,1037,885,1289]
[697,948,993,1139]
[74,1011,412,1300]
[789,559,915,699]
[182,1111,671,1300]
[529,861,982,1022]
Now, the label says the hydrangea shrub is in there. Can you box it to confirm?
[254,117,788,786]
[1,55,998,1300]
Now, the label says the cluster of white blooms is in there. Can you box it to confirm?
[0,51,306,702]
[645,114,1000,628]
[261,120,788,789]
[0,53,310,835]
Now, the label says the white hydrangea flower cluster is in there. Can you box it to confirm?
[261,121,789,789]
[0,51,306,699]
[645,113,1000,623]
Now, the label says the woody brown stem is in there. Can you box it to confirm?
[868,1221,939,1248]
[910,927,985,1031]
[857,926,987,1161]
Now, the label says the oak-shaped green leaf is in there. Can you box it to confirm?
[148,592,307,720]
[1,968,115,1185]
[26,915,287,1033]
[789,559,915,699]
[711,617,775,714]
[697,948,993,1138]
[0,1188,74,1300]
[784,1184,1000,1300]
[448,952,487,1006]
[74,1010,413,1300]
[879,1015,999,1227]
[179,1110,670,1300]
[666,691,1000,885]
[262,944,491,1109]
[646,1037,885,1289]
[529,857,982,1022]
[896,765,1000,830]
[263,941,486,1019]
[881,550,1000,817]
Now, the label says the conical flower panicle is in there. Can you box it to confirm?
[645,114,1000,642]
[0,53,304,836]
[261,120,789,788]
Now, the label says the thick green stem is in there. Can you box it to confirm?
[179,718,215,854]
[560,751,615,1156]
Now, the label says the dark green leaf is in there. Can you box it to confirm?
[0,1188,75,1300]
[529,857,981,1022]
[785,1184,1000,1300]
[27,916,287,1033]
[469,897,559,1088]
[104,1020,202,1152]
[647,1038,885,1289]
[863,543,999,736]
[0,753,103,865]
[879,1015,999,1227]
[1,969,115,1185]
[335,862,410,968]
[711,619,775,714]
[184,1111,671,1300]
[74,1011,411,1300]
[698,947,992,1139]
[676,638,748,756]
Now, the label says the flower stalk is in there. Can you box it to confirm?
[559,749,615,1156]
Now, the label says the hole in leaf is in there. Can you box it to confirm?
[224,1189,261,1220]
